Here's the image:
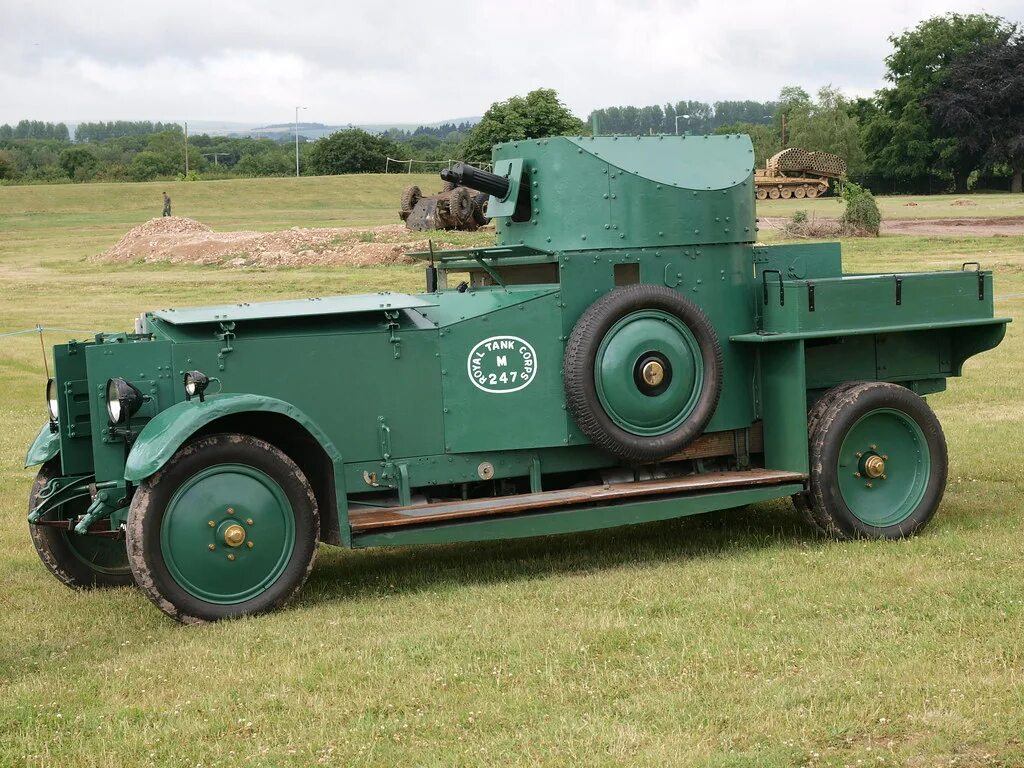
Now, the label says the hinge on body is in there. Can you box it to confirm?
[217,322,236,370]
[384,311,401,359]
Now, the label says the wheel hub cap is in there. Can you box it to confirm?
[641,359,665,387]
[223,523,246,547]
[863,455,886,479]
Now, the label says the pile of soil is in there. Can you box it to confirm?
[94,217,480,268]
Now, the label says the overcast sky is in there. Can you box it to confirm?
[1,0,1020,127]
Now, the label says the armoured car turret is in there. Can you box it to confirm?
[25,134,1008,623]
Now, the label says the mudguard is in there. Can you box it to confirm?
[25,423,59,468]
[124,393,344,482]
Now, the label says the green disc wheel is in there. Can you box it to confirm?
[127,434,318,623]
[28,458,134,589]
[564,285,723,461]
[805,382,947,539]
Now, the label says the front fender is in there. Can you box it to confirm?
[124,394,343,482]
[25,422,59,468]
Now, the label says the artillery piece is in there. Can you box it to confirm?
[25,133,1008,623]
[399,178,490,231]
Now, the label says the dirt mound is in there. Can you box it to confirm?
[94,219,483,268]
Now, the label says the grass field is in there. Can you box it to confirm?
[1,176,1022,767]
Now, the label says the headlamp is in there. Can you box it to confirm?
[46,378,59,422]
[183,371,210,402]
[106,378,144,425]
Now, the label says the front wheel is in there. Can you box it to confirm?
[804,382,948,539]
[126,433,319,623]
[28,459,134,589]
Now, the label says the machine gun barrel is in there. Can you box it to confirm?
[440,163,510,199]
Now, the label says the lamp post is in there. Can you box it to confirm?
[674,113,691,135]
[294,106,307,177]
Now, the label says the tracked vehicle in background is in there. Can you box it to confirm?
[755,147,847,199]
[26,133,1007,623]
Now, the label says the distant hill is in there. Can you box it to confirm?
[235,117,481,140]
[63,117,480,142]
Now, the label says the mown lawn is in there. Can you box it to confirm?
[0,176,1021,767]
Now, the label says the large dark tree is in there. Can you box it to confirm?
[863,13,1014,192]
[930,33,1024,192]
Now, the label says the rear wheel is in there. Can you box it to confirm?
[806,187,820,199]
[28,459,134,589]
[127,434,319,623]
[804,382,947,539]
[793,382,865,534]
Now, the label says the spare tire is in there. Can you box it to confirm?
[564,285,723,462]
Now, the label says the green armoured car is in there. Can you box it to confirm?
[26,135,1009,623]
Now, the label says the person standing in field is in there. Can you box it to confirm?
[162,192,172,217]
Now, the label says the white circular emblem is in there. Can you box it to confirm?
[467,335,537,394]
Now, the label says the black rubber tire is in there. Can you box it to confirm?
[564,285,723,462]
[400,185,421,213]
[793,381,868,535]
[806,382,947,540]
[28,459,135,589]
[472,192,490,225]
[126,433,319,624]
[448,187,474,226]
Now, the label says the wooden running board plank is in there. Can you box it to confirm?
[349,469,805,532]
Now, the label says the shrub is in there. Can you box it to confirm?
[839,181,881,236]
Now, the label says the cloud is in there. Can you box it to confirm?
[0,0,1021,125]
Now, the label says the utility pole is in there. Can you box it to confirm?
[674,114,691,135]
[184,121,189,174]
[295,106,307,177]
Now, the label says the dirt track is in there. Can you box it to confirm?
[760,216,1024,237]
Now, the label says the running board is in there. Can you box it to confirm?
[348,469,806,533]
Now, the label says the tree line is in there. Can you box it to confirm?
[589,101,776,136]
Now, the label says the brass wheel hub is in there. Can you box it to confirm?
[864,454,886,479]
[223,523,247,548]
[641,359,665,387]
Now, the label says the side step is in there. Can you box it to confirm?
[349,469,806,533]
